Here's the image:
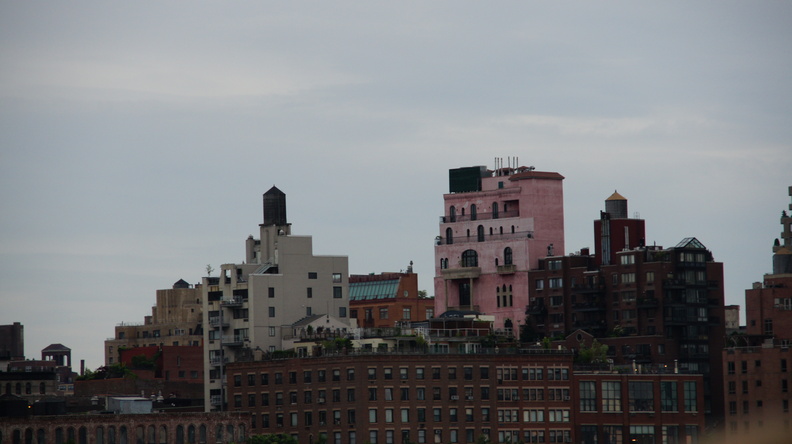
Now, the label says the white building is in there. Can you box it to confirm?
[203,187,349,411]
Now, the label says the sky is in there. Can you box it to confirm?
[1,1,790,371]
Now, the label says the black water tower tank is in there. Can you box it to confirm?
[263,186,287,226]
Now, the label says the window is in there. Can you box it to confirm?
[646,271,654,283]
[307,287,313,298]
[339,307,347,318]
[268,307,275,317]
[379,308,389,319]
[446,227,453,245]
[308,272,318,279]
[684,381,697,412]
[660,381,677,412]
[629,381,654,412]
[477,225,485,242]
[333,286,342,299]
[579,381,596,411]
[621,273,635,284]
[402,307,411,320]
[602,381,621,412]
[268,287,275,298]
[504,247,513,265]
[369,409,377,424]
[461,250,478,267]
[333,273,342,283]
[549,277,563,288]
[536,279,545,290]
[620,255,635,265]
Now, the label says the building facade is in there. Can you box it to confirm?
[226,351,704,444]
[203,187,349,412]
[349,269,434,329]
[434,164,565,331]
[527,193,726,423]
[0,411,249,444]
[104,279,204,366]
[723,186,792,436]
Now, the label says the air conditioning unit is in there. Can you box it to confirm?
[466,396,474,400]
[318,398,326,404]
[451,395,459,400]
[564,396,570,401]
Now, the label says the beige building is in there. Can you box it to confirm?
[104,279,204,366]
[203,187,349,411]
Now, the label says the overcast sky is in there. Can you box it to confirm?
[1,2,790,370]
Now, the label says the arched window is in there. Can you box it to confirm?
[188,424,196,443]
[118,426,127,444]
[37,428,46,444]
[108,426,116,444]
[471,204,477,221]
[39,382,45,394]
[159,425,167,444]
[25,382,31,394]
[176,425,184,444]
[5,382,10,394]
[504,247,513,265]
[500,226,503,234]
[461,207,465,216]
[492,202,499,219]
[56,428,64,444]
[79,426,88,444]
[495,258,499,267]
[96,426,104,444]
[461,250,478,268]
[511,225,515,233]
[445,227,453,245]
[466,229,470,238]
[15,383,21,394]
[496,287,501,308]
[199,425,207,444]
[449,206,456,222]
[477,225,485,242]
[147,426,156,444]
[489,227,493,235]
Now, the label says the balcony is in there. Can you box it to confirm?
[497,264,517,275]
[439,209,519,224]
[572,284,604,294]
[221,336,245,347]
[526,304,547,316]
[436,230,534,246]
[208,316,229,329]
[220,296,244,307]
[209,357,228,367]
[637,298,659,308]
[441,267,481,280]
[572,302,605,312]
[663,279,686,289]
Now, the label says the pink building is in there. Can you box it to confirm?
[434,163,565,331]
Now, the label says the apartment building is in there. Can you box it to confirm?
[434,162,565,331]
[723,186,792,436]
[104,279,204,366]
[203,187,349,412]
[227,350,704,444]
[527,192,726,423]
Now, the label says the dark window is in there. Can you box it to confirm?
[471,204,477,221]
[492,202,499,219]
[446,227,453,245]
[461,250,478,267]
[504,247,513,265]
[268,287,275,298]
[308,272,318,279]
[477,225,485,242]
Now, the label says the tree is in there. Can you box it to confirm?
[576,339,609,364]
[418,290,428,298]
[247,433,298,444]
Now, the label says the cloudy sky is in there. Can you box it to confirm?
[1,2,790,370]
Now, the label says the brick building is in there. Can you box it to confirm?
[723,186,792,436]
[349,268,434,329]
[0,411,249,444]
[526,193,726,423]
[226,351,704,444]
